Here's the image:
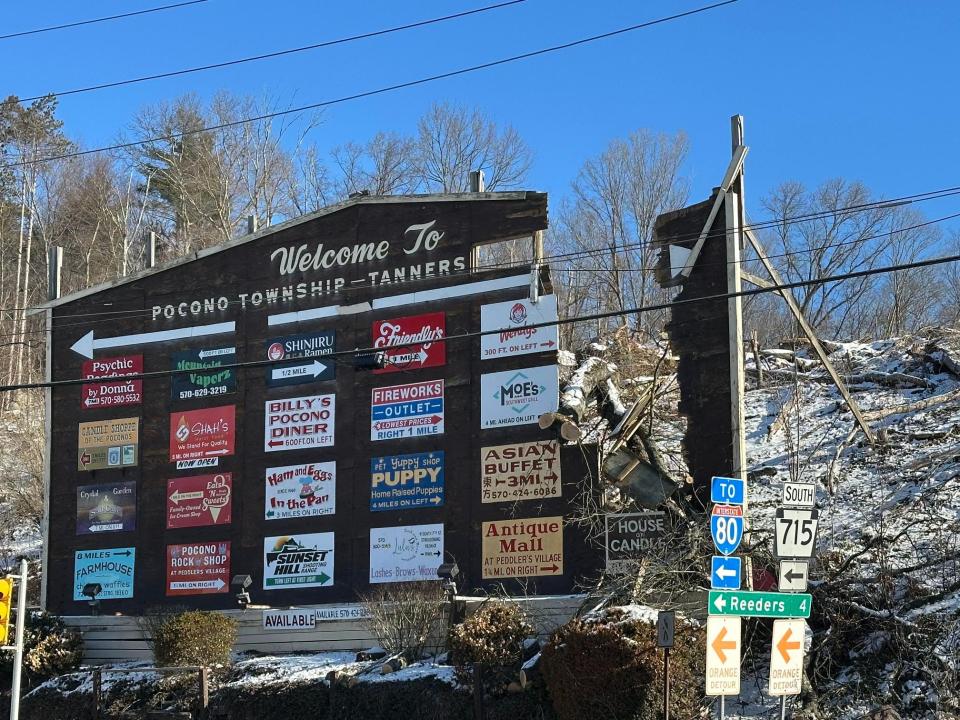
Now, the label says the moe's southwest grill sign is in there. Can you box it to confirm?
[372,312,445,373]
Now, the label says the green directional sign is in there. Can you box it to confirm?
[709,590,812,618]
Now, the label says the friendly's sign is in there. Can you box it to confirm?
[169,405,235,466]
[372,312,445,373]
[265,461,336,519]
[166,542,230,596]
[480,440,561,503]
[480,295,558,359]
[73,547,135,600]
[78,417,139,471]
[371,380,444,440]
[481,517,563,579]
[370,451,444,511]
[76,481,137,534]
[81,354,142,409]
[480,365,559,429]
[264,395,335,451]
[263,533,335,590]
[166,473,232,529]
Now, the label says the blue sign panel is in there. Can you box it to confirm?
[710,476,745,506]
[265,331,336,387]
[73,547,135,600]
[711,555,742,590]
[710,505,744,556]
[370,451,445,511]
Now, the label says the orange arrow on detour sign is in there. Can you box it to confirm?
[769,619,805,696]
[706,616,741,696]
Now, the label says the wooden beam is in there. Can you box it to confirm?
[744,225,876,444]
[741,270,773,289]
[726,190,747,480]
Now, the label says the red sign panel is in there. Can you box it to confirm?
[166,541,230,596]
[81,355,143,409]
[167,473,233,529]
[372,312,445,373]
[169,405,235,462]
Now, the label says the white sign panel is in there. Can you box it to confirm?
[781,481,816,508]
[778,560,809,592]
[314,604,372,622]
[774,508,819,559]
[262,609,317,630]
[769,619,805,696]
[706,616,741,696]
[263,532,335,590]
[369,523,444,583]
[265,461,336,520]
[264,395,335,451]
[480,365,559,429]
[480,295,558,359]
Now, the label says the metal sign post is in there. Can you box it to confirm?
[656,611,675,720]
[9,558,28,720]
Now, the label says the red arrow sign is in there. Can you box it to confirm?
[712,625,737,663]
[80,452,91,467]
[268,440,284,448]
[540,564,559,573]
[776,626,801,664]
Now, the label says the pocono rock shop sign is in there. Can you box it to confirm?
[370,452,444,511]
[371,380,444,440]
[166,542,230,596]
[482,517,563,579]
[480,440,561,502]
[81,354,142,409]
[78,417,139,471]
[264,395,335,451]
[370,524,444,583]
[373,312,445,373]
[166,474,232,529]
[263,533,334,589]
[73,547,135,600]
[169,405,235,469]
[265,461,336,519]
[480,296,558,359]
[481,366,559,429]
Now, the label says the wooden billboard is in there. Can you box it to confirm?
[43,192,603,615]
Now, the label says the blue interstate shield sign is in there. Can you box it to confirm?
[711,505,744,556]
[370,451,445,511]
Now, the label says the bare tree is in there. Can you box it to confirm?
[331,131,418,197]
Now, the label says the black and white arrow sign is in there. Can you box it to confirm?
[778,560,809,592]
[70,322,236,359]
[270,360,331,381]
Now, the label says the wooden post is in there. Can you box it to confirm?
[197,667,209,719]
[725,188,746,482]
[751,330,763,388]
[92,668,102,720]
[47,246,63,301]
[469,170,485,193]
[247,215,259,235]
[146,231,157,269]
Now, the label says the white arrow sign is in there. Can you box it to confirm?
[716,564,737,581]
[198,347,235,359]
[712,593,727,613]
[70,322,236,359]
[271,360,330,381]
[169,490,204,505]
[170,578,226,590]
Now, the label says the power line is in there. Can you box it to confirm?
[0,1,210,42]
[3,248,960,392]
[1,0,740,169]
[9,0,528,105]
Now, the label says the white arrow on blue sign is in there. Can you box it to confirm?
[711,505,744,556]
[711,476,745,506]
[711,555,742,590]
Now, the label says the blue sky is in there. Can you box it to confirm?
[3,0,959,225]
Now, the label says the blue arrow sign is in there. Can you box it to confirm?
[711,555,742,590]
[711,476,745,506]
[711,505,744,556]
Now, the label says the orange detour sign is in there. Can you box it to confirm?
[769,619,805,696]
[705,616,741,695]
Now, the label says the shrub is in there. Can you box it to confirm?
[540,608,705,720]
[0,612,83,686]
[449,600,533,688]
[152,610,237,667]
[360,581,445,661]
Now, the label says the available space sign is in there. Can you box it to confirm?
[166,473,232,529]
[372,312,445,373]
[169,405,235,467]
[481,517,563,579]
[78,417,139,471]
[73,547,135,600]
[263,533,334,590]
[265,461,336,519]
[480,365,559,429]
[370,524,444,583]
[76,481,137,534]
[480,295,558,359]
[480,440,561,503]
[170,347,236,401]
[370,451,444,511]
[265,331,336,387]
[371,380,444,441]
[81,354,142,409]
[166,541,230,596]
[264,395,335,451]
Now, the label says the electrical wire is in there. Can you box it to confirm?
[7,0,528,105]
[0,1,209,42]
[0,0,740,169]
[4,247,960,392]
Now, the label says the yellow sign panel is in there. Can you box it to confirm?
[480,440,561,503]
[481,516,563,579]
[78,417,140,471]
[706,616,741,696]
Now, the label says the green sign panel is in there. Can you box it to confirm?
[708,590,812,618]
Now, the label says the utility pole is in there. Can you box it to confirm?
[9,558,28,720]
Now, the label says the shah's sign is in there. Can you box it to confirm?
[480,295,558,359]
[372,312,445,373]
[265,331,336,387]
[481,517,563,579]
[370,451,444,511]
[166,541,230,596]
[604,512,667,574]
[480,440,561,503]
[166,473,232,529]
[73,547,135,600]
[264,395,335,451]
[371,380,444,441]
[263,533,335,590]
[170,347,236,401]
[369,524,444,583]
[169,405,235,467]
[81,355,142,409]
[480,365,559,429]
[265,461,336,520]
[76,481,137,534]
[78,417,139,471]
